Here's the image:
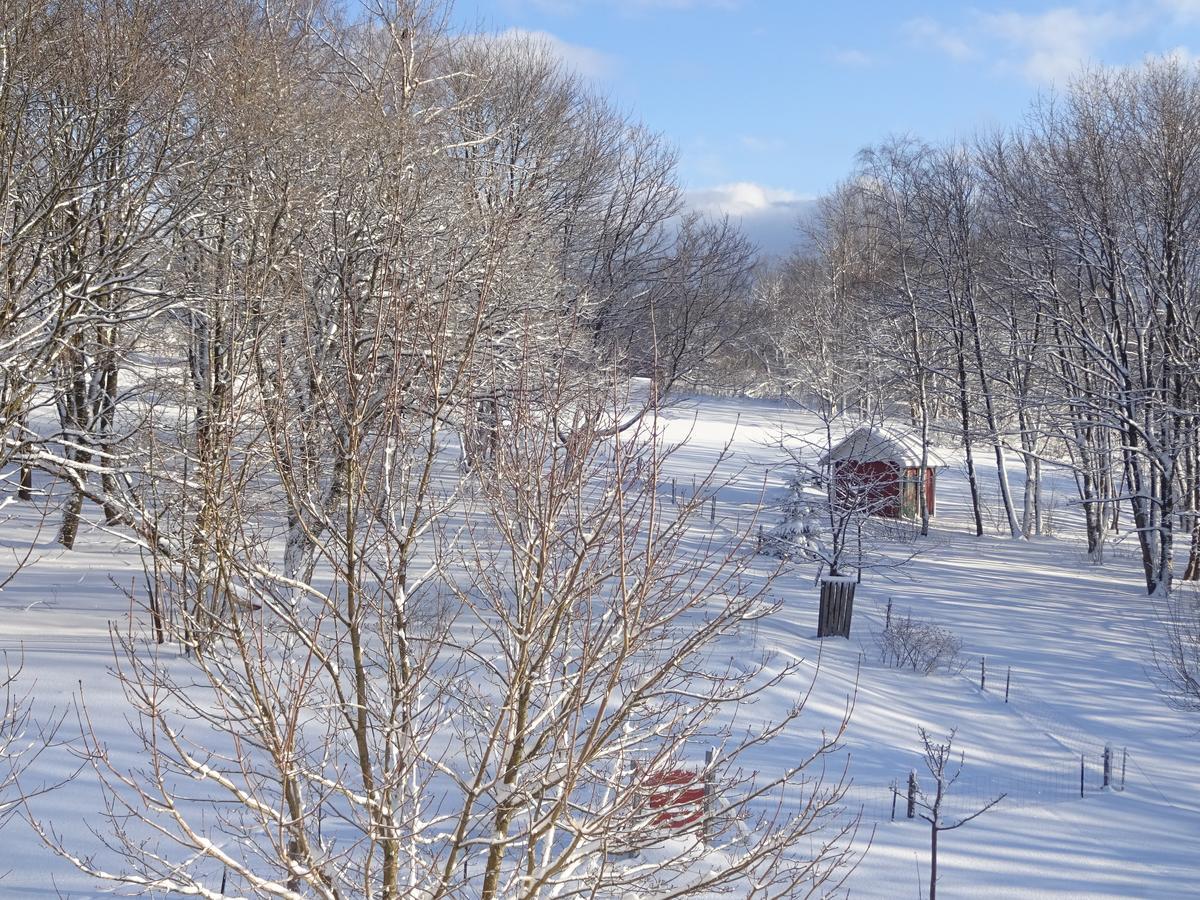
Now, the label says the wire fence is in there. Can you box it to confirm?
[662,484,1187,828]
[840,747,1128,824]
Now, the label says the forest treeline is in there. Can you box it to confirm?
[0,0,752,561]
[0,2,852,895]
[736,59,1200,596]
[2,3,1198,595]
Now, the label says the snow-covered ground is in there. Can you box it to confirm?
[1,392,1197,897]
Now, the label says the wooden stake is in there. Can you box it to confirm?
[703,747,716,846]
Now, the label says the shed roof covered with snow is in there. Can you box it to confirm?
[819,425,949,468]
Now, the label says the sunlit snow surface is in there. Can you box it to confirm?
[1,391,1196,897]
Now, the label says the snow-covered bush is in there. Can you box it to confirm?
[875,613,964,675]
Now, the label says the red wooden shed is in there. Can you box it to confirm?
[819,426,946,521]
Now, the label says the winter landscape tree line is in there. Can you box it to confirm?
[0,1,842,896]
[3,0,1200,895]
[745,59,1200,598]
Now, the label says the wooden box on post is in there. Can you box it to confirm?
[817,575,855,638]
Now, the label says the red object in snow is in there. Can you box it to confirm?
[832,459,936,520]
[642,768,706,829]
[820,426,944,521]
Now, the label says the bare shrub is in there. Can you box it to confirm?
[875,612,964,675]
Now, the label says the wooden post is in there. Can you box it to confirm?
[703,747,716,845]
[906,770,917,818]
[891,782,898,821]
[1004,667,1011,703]
[1080,754,1085,798]
[1103,743,1112,789]
[1121,747,1127,791]
[18,460,32,501]
[710,496,716,525]
[885,598,892,630]
[980,656,986,691]
[817,576,856,639]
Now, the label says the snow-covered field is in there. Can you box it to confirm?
[1,392,1197,898]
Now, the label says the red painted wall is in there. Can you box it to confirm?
[833,460,900,518]
[832,462,937,520]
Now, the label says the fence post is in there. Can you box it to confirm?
[906,770,917,819]
[1080,754,1085,798]
[891,782,898,821]
[1121,747,1127,791]
[703,747,716,846]
[1005,667,1011,703]
[1103,743,1112,789]
[980,656,986,691]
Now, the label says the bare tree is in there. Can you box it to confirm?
[35,323,861,897]
[9,5,862,895]
[913,727,1005,900]
[984,60,1200,591]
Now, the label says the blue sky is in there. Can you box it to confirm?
[453,1,1200,255]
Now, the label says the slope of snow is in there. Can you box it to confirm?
[0,391,1196,897]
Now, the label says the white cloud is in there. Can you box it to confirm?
[904,7,1154,84]
[493,28,614,79]
[831,48,875,67]
[686,182,816,258]
[904,17,974,62]
[980,8,1138,83]
[1161,0,1200,22]
[688,182,805,217]
[1154,45,1199,66]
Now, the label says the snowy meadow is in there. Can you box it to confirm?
[2,392,1198,897]
[4,2,1200,896]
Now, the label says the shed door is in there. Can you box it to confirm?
[899,470,919,520]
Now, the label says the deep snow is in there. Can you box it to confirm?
[0,392,1197,898]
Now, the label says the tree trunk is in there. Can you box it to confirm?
[954,341,985,537]
[929,821,938,900]
[18,460,32,501]
[58,486,83,549]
